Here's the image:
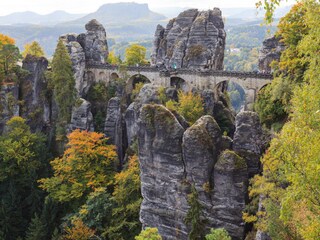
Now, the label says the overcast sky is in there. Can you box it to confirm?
[0,0,296,16]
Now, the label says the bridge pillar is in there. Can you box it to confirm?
[244,88,257,111]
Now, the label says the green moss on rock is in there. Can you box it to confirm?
[216,150,247,171]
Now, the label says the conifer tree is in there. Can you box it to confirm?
[185,185,206,240]
[107,155,142,239]
[51,39,76,129]
[25,214,47,240]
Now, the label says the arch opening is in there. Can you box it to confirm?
[99,72,106,81]
[127,74,151,93]
[258,83,271,93]
[110,72,119,81]
[170,77,188,92]
[215,80,246,113]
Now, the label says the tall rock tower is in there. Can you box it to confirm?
[60,19,109,96]
[151,8,226,70]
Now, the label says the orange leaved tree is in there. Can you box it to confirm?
[39,129,118,204]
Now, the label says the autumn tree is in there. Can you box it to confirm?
[22,41,45,58]
[62,218,96,240]
[166,90,204,125]
[0,33,15,45]
[255,2,309,129]
[107,50,122,65]
[51,39,76,138]
[125,44,148,66]
[247,1,320,239]
[39,130,117,205]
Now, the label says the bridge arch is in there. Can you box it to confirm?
[98,72,107,81]
[127,74,151,93]
[110,72,119,81]
[214,80,246,113]
[257,82,271,92]
[170,76,189,92]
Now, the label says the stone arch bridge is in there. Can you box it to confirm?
[86,64,272,109]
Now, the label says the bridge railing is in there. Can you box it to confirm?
[87,63,273,79]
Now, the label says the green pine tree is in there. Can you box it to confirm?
[185,185,206,240]
[51,39,76,136]
[25,214,47,240]
[51,228,60,240]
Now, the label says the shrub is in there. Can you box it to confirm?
[205,228,231,240]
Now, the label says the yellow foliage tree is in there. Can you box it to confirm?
[248,1,320,239]
[125,44,148,66]
[39,129,118,203]
[22,41,45,58]
[166,91,204,125]
[107,50,121,65]
[63,219,96,240]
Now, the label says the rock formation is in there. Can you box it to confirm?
[151,8,226,70]
[0,85,19,133]
[21,55,50,132]
[78,19,109,65]
[212,150,248,238]
[138,103,263,240]
[69,99,94,132]
[258,36,285,73]
[104,97,126,162]
[60,34,87,97]
[138,104,189,239]
[233,111,266,177]
[60,19,108,97]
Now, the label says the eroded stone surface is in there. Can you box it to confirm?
[104,97,125,161]
[69,99,94,132]
[212,150,248,240]
[233,111,265,177]
[258,36,285,73]
[138,104,189,240]
[21,55,49,132]
[151,8,225,70]
[60,19,108,96]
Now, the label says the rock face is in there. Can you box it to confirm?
[139,107,262,240]
[258,36,285,73]
[60,19,108,96]
[151,8,225,70]
[80,19,109,65]
[138,104,189,239]
[212,150,248,238]
[69,99,94,132]
[125,84,162,146]
[0,85,19,133]
[233,111,265,178]
[104,97,125,161]
[21,55,49,131]
[60,34,87,97]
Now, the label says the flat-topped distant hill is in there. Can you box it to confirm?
[65,2,166,25]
